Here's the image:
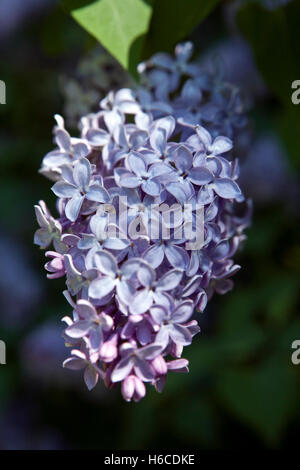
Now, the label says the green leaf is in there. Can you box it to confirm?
[146,0,220,54]
[62,0,221,76]
[62,0,154,77]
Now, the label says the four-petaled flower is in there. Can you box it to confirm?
[111,343,163,383]
[118,151,171,197]
[129,261,183,314]
[150,295,195,349]
[88,250,141,306]
[52,157,110,221]
[65,300,113,353]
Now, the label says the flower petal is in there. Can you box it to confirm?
[104,237,130,250]
[186,250,199,277]
[195,288,207,312]
[141,178,161,197]
[111,356,133,383]
[121,257,142,279]
[165,244,189,269]
[143,244,165,268]
[167,358,189,372]
[118,100,141,114]
[128,152,147,176]
[211,240,230,260]
[129,130,148,149]
[130,288,153,314]
[51,181,78,198]
[73,142,90,159]
[155,327,169,348]
[78,234,97,250]
[155,116,175,139]
[137,262,156,287]
[166,182,189,205]
[210,136,233,155]
[84,366,99,391]
[157,269,183,291]
[150,127,166,154]
[116,279,135,305]
[65,194,84,222]
[135,112,152,130]
[150,305,168,324]
[120,173,141,188]
[90,215,108,240]
[66,320,91,338]
[89,277,115,299]
[55,126,71,151]
[85,128,110,147]
[195,125,212,148]
[104,109,123,133]
[182,79,202,105]
[134,357,155,382]
[34,203,49,228]
[86,184,110,203]
[169,324,192,346]
[182,275,202,297]
[93,250,118,276]
[73,157,91,191]
[211,178,242,199]
[63,357,86,370]
[34,228,52,248]
[174,145,193,172]
[197,185,214,205]
[76,299,97,320]
[89,327,103,351]
[136,322,151,345]
[172,301,194,323]
[188,167,214,185]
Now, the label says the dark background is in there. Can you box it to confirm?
[0,0,299,450]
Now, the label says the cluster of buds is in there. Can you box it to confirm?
[34,42,251,401]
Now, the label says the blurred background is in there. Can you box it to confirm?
[0,0,299,450]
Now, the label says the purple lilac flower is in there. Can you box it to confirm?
[34,42,251,401]
[139,41,247,140]
[150,295,195,349]
[51,157,110,222]
[40,114,91,181]
[34,200,65,252]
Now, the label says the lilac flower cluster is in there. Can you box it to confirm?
[34,42,251,401]
[138,41,247,141]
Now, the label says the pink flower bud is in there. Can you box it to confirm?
[133,376,146,402]
[45,251,65,279]
[151,355,167,375]
[121,375,135,401]
[121,375,146,402]
[99,335,118,362]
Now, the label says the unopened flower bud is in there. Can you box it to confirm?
[121,375,146,402]
[99,335,118,362]
[45,251,65,279]
[151,355,167,375]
